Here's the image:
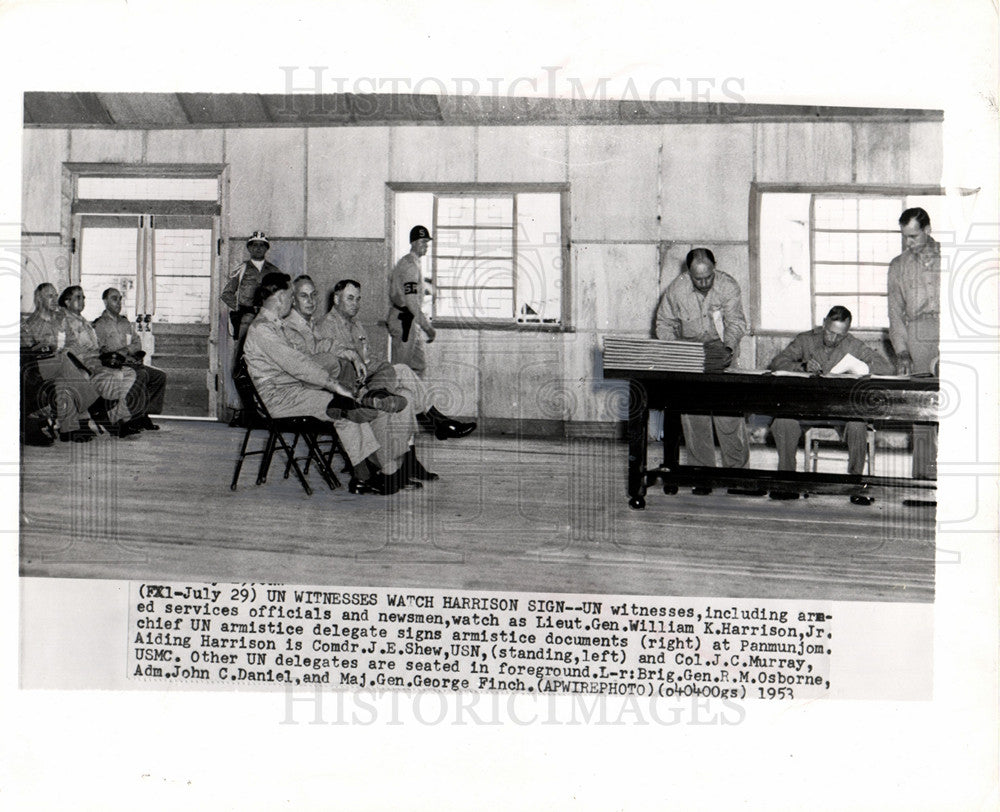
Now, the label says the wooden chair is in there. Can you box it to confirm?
[804,424,876,475]
[230,362,341,494]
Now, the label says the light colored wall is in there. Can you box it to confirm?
[20,118,943,427]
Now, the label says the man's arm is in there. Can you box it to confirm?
[654,291,679,340]
[886,260,910,359]
[845,337,895,376]
[247,322,338,391]
[219,266,241,311]
[720,279,748,354]
[768,335,807,372]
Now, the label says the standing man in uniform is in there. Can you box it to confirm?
[655,247,750,494]
[387,225,475,439]
[93,287,167,430]
[221,231,281,342]
[888,207,940,479]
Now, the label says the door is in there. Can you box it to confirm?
[74,214,219,417]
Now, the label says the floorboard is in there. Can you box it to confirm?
[19,420,935,602]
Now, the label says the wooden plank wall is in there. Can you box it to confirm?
[20,119,943,428]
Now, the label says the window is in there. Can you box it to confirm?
[755,187,945,332]
[390,184,568,328]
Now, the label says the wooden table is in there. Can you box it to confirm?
[601,368,939,509]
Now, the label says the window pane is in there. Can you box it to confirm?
[814,264,859,293]
[152,229,213,323]
[814,197,858,229]
[857,266,888,294]
[77,177,218,201]
[437,197,475,227]
[475,196,513,226]
[435,256,475,287]
[758,193,812,331]
[435,227,476,255]
[858,232,901,264]
[814,230,859,262]
[516,193,563,324]
[79,227,139,320]
[857,295,889,329]
[476,228,513,258]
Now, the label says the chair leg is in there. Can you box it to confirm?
[302,432,341,490]
[257,431,278,485]
[230,428,255,490]
[284,432,302,480]
[270,430,313,495]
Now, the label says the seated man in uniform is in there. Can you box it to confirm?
[283,274,429,490]
[92,287,167,431]
[767,305,894,500]
[59,285,146,437]
[243,272,406,496]
[318,277,438,482]
[21,283,101,443]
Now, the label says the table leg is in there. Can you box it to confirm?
[627,380,648,509]
[661,410,681,494]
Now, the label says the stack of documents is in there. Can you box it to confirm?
[603,337,706,372]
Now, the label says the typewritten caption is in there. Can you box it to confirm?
[127,583,833,700]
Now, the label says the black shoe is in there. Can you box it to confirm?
[137,415,160,431]
[405,448,439,481]
[425,406,476,440]
[348,477,376,495]
[349,472,401,496]
[691,486,713,496]
[434,418,476,440]
[110,420,143,438]
[358,389,407,413]
[849,494,874,506]
[769,490,800,500]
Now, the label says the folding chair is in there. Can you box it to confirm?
[285,424,347,486]
[230,362,341,494]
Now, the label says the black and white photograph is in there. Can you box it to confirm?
[3,1,997,809]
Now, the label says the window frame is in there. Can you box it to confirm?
[387,181,572,332]
[749,182,944,335]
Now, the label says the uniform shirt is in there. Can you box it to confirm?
[220,259,281,310]
[62,310,105,368]
[387,252,432,333]
[21,308,66,349]
[887,237,941,356]
[768,327,894,375]
[243,308,341,419]
[655,269,747,355]
[317,306,369,363]
[282,308,335,356]
[92,310,141,356]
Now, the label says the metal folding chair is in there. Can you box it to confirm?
[230,362,341,494]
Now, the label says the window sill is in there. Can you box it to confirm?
[434,320,572,334]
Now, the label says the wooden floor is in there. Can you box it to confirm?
[19,420,936,602]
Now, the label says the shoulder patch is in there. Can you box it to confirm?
[403,281,419,295]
